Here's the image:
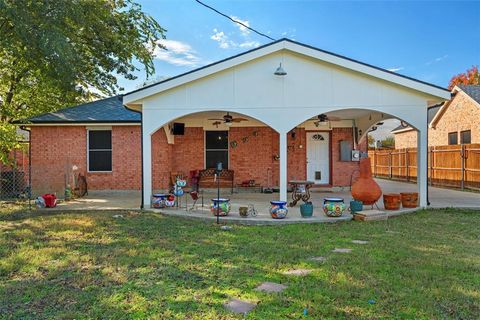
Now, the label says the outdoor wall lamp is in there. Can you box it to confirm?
[274,63,287,76]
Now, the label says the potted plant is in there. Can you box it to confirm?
[300,201,314,218]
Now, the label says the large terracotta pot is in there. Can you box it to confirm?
[400,192,418,208]
[351,158,382,205]
[383,193,401,210]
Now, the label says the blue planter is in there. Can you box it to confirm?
[300,203,314,218]
[270,201,288,219]
[349,200,363,214]
[152,193,168,208]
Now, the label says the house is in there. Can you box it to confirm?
[22,39,450,208]
[392,85,480,148]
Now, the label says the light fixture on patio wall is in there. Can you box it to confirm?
[274,63,287,76]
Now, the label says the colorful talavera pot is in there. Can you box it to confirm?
[270,201,288,219]
[165,194,175,207]
[176,179,187,187]
[323,198,346,217]
[152,193,168,208]
[211,198,231,216]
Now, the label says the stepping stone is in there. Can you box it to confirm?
[224,298,256,314]
[283,268,313,276]
[309,256,327,262]
[255,282,288,293]
[332,248,352,253]
[351,240,368,244]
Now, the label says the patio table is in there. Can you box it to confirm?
[288,180,315,207]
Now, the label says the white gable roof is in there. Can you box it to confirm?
[124,38,450,106]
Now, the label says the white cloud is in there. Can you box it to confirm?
[426,54,448,65]
[281,28,296,39]
[211,29,231,49]
[153,39,201,66]
[210,15,263,50]
[210,28,260,50]
[387,67,404,72]
[239,40,260,49]
[230,16,250,35]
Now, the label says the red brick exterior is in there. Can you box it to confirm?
[331,127,363,186]
[31,126,141,195]
[29,125,365,195]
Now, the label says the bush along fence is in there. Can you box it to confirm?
[368,144,480,190]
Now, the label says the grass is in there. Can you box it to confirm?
[0,205,479,319]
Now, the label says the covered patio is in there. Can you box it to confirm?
[52,179,480,224]
[123,39,450,211]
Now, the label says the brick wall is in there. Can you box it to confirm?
[430,91,480,146]
[152,128,172,190]
[230,127,279,186]
[393,129,418,149]
[30,126,141,195]
[394,91,480,148]
[171,127,205,174]
[30,125,363,194]
[331,127,361,186]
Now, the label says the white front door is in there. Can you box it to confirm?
[306,132,330,184]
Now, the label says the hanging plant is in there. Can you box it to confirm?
[230,141,238,148]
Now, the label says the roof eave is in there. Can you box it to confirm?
[124,38,451,106]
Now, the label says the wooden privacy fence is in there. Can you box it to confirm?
[368,144,480,190]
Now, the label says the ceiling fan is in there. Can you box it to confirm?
[208,112,248,126]
[313,114,341,127]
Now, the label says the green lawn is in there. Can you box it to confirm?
[0,206,479,319]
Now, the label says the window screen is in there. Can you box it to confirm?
[88,130,112,171]
[205,131,228,169]
[448,132,458,145]
[460,130,471,144]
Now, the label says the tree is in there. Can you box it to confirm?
[380,136,395,148]
[0,0,166,163]
[448,65,480,89]
[367,134,375,148]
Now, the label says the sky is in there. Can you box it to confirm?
[117,0,480,138]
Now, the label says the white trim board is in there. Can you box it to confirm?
[124,39,450,105]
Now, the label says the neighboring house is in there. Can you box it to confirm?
[392,85,480,148]
[21,39,450,208]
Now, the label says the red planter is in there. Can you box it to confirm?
[400,192,418,208]
[383,193,401,210]
[351,158,382,206]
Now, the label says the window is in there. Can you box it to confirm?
[448,132,458,145]
[460,130,471,144]
[88,130,112,171]
[205,131,228,169]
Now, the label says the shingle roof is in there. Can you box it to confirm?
[458,85,480,105]
[391,104,442,133]
[25,95,140,124]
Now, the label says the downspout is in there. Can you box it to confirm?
[19,125,32,210]
[426,123,430,206]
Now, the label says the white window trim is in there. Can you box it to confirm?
[87,128,113,173]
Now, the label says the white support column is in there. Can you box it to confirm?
[417,124,428,208]
[143,129,152,208]
[279,132,288,202]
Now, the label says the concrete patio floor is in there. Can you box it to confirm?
[49,179,479,224]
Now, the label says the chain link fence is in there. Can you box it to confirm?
[0,144,30,201]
